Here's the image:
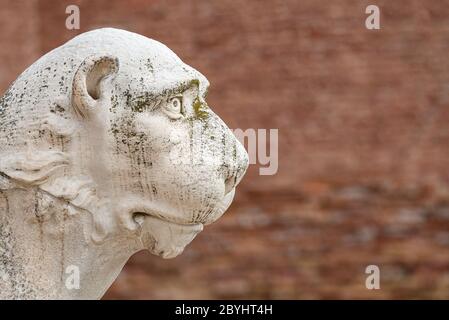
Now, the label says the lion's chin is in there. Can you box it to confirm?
[133,189,236,258]
[138,215,204,259]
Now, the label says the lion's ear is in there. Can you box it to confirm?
[72,55,119,118]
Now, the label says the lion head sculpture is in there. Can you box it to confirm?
[0,28,248,299]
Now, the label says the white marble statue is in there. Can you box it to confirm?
[0,28,248,299]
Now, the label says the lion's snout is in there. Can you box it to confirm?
[198,129,249,226]
[223,136,249,196]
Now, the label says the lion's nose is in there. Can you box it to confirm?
[223,136,249,195]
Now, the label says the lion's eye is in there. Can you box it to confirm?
[163,97,183,119]
[169,97,182,113]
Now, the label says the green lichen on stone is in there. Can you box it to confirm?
[130,93,157,113]
[145,58,154,74]
[193,97,208,120]
[110,94,119,113]
[132,97,147,113]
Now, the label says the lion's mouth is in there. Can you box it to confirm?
[129,189,235,259]
[132,211,204,229]
[132,188,235,226]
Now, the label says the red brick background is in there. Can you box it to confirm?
[1,0,449,299]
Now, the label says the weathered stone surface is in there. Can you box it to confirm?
[0,28,248,299]
[2,0,449,300]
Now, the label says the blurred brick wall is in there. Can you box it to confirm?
[1,0,449,299]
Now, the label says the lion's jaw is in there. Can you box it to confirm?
[130,188,236,259]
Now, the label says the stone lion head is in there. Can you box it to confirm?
[0,28,248,298]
